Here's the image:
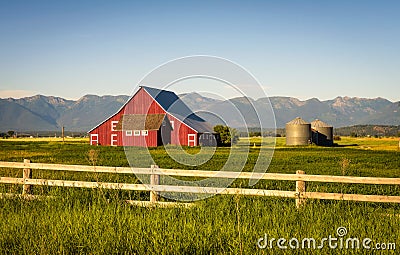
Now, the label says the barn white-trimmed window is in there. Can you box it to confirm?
[142,130,148,136]
[134,130,141,136]
[170,120,174,130]
[126,130,133,136]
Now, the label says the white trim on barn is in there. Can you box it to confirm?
[111,121,119,131]
[90,134,98,145]
[188,134,196,147]
[111,134,118,146]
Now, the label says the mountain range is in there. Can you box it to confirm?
[0,93,399,132]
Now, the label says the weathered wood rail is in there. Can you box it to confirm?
[0,159,400,207]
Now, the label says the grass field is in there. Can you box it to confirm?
[0,138,399,254]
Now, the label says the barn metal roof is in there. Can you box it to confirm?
[286,117,310,125]
[311,119,332,128]
[142,86,214,133]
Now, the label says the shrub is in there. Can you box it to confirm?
[213,125,239,146]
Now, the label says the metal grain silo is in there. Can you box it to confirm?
[311,119,333,146]
[286,117,311,145]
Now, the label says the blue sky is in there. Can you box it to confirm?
[0,0,399,101]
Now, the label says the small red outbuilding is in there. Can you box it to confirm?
[88,86,217,147]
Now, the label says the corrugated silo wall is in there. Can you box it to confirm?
[313,126,333,146]
[286,124,311,145]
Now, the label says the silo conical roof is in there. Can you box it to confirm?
[286,117,309,125]
[311,119,332,128]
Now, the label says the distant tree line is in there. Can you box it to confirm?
[0,131,16,138]
[0,130,88,138]
[236,128,285,137]
[334,125,399,137]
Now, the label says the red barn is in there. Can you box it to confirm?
[88,86,217,147]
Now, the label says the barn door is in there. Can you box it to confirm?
[188,134,196,147]
[160,116,172,145]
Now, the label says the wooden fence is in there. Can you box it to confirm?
[0,159,400,207]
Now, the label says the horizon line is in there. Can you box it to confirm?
[1,92,398,103]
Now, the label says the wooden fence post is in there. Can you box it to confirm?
[23,159,32,195]
[295,170,306,208]
[150,165,160,203]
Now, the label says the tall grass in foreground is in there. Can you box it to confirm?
[0,188,399,254]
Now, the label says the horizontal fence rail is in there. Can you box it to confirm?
[0,160,400,207]
[2,161,400,185]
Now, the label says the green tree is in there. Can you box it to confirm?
[7,130,15,137]
[350,132,357,138]
[249,131,262,137]
[213,125,239,146]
